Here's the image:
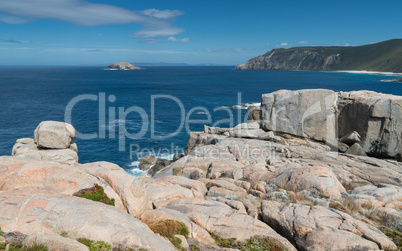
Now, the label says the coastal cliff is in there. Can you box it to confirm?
[236,39,402,73]
[1,89,401,250]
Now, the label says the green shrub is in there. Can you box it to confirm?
[189,243,200,251]
[379,226,402,250]
[209,232,288,251]
[0,242,5,250]
[77,238,93,247]
[143,220,189,249]
[7,242,48,251]
[74,184,115,206]
[77,239,112,251]
[241,236,288,251]
[171,237,183,250]
[0,227,3,236]
[179,222,189,238]
[90,241,111,251]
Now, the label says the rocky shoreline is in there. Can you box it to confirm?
[1,89,401,250]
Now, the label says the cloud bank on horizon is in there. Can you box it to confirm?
[0,0,185,38]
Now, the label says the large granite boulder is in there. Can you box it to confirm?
[34,121,75,149]
[261,89,337,142]
[261,89,402,158]
[11,121,78,165]
[338,91,402,158]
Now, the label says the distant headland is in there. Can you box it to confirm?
[105,62,142,70]
[236,39,402,73]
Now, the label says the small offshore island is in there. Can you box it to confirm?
[383,77,402,83]
[0,89,401,250]
[105,62,142,70]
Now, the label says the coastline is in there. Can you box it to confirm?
[334,70,402,76]
[1,88,401,250]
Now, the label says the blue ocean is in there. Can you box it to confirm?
[1,66,401,176]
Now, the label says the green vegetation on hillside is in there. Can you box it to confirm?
[239,39,402,72]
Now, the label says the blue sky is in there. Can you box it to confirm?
[0,0,401,65]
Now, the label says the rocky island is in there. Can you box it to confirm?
[105,62,142,70]
[0,89,401,250]
[383,77,402,83]
[236,39,402,73]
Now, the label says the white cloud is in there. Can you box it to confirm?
[141,9,184,19]
[297,41,308,44]
[45,47,193,55]
[279,42,288,47]
[132,25,184,38]
[139,39,163,44]
[29,40,46,44]
[204,48,248,53]
[0,39,45,44]
[345,43,351,46]
[233,48,247,52]
[265,43,270,47]
[0,39,21,44]
[0,0,185,38]
[167,36,190,43]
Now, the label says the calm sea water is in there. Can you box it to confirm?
[0,66,401,176]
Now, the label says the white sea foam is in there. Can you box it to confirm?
[127,161,148,178]
[127,153,177,178]
[230,102,261,109]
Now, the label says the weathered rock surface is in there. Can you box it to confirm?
[161,131,402,201]
[247,106,261,122]
[261,200,397,250]
[340,131,361,146]
[79,161,148,217]
[166,198,297,250]
[24,233,89,251]
[261,89,337,142]
[338,90,402,158]
[0,189,175,250]
[345,142,367,156]
[142,177,196,209]
[159,175,208,195]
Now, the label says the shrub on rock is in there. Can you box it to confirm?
[74,184,115,206]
